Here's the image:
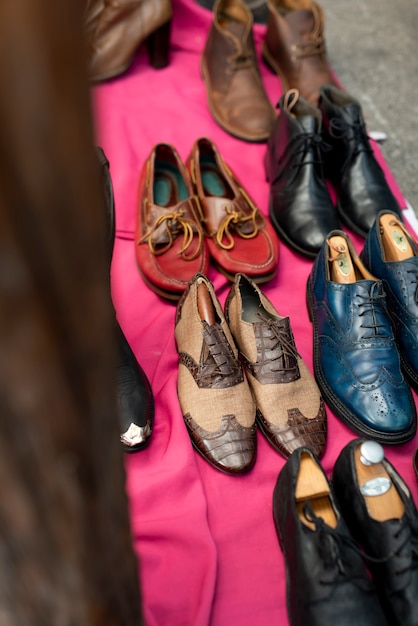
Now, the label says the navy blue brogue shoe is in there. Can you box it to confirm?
[360,211,418,391]
[273,447,389,626]
[333,439,418,626]
[306,230,416,444]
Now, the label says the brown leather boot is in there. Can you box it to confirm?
[86,0,172,82]
[262,0,337,106]
[201,0,276,142]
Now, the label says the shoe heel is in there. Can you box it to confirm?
[146,19,171,69]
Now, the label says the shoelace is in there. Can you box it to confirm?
[290,3,325,60]
[215,200,259,250]
[139,206,203,261]
[197,322,242,386]
[257,314,301,371]
[302,502,371,588]
[357,281,388,338]
[273,132,330,187]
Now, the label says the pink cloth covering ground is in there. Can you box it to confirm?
[92,1,418,623]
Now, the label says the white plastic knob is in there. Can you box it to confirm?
[359,441,385,466]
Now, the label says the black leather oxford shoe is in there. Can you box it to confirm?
[318,85,403,237]
[333,439,418,626]
[264,88,340,259]
[273,446,389,626]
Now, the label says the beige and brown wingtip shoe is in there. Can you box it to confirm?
[175,273,257,474]
[225,273,327,458]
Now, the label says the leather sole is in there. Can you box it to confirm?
[306,276,417,444]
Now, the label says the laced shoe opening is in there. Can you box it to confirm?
[295,451,337,529]
[326,234,374,283]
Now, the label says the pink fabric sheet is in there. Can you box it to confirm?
[92,1,418,623]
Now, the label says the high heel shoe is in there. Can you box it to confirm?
[86,0,172,83]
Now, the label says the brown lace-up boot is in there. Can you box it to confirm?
[202,0,276,142]
[262,0,337,106]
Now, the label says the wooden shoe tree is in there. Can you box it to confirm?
[197,280,217,325]
[354,445,404,521]
[327,235,358,284]
[296,451,338,530]
[379,213,415,262]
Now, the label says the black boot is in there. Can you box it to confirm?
[97,146,154,452]
[264,88,340,259]
[318,85,403,237]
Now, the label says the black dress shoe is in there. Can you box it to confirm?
[318,85,403,237]
[273,446,389,626]
[117,323,154,453]
[333,439,418,626]
[264,88,340,259]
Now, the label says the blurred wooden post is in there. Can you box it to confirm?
[0,1,143,624]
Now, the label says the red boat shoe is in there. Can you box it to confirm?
[186,137,279,283]
[136,143,209,300]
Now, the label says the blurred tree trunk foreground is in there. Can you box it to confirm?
[0,1,143,624]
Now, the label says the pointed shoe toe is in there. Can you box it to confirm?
[117,324,154,453]
[184,412,256,474]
